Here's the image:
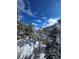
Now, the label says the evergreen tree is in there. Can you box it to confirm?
[45,20,61,59]
[17,21,35,40]
[17,21,25,40]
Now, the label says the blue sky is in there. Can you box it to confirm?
[17,0,61,30]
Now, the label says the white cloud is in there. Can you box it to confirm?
[17,0,25,10]
[35,19,42,23]
[41,17,47,19]
[32,23,38,26]
[26,9,33,16]
[17,0,33,16]
[34,27,40,30]
[47,18,58,26]
[42,18,60,28]
[32,22,41,30]
[33,18,60,30]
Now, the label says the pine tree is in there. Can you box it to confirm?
[45,20,61,59]
[17,21,25,40]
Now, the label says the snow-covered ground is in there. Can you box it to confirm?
[17,39,46,59]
